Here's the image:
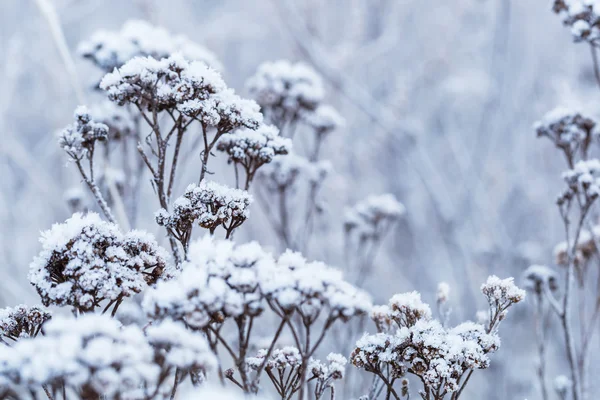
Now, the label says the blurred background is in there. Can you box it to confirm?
[1,0,598,398]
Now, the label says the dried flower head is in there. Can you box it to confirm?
[79,19,221,72]
[437,282,451,304]
[481,276,526,310]
[523,265,559,294]
[344,194,405,239]
[90,101,136,140]
[0,305,51,343]
[259,153,331,191]
[535,107,596,160]
[388,291,432,328]
[58,106,108,161]
[29,213,168,313]
[561,159,600,201]
[553,0,600,45]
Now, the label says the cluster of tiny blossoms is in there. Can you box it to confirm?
[344,193,406,239]
[259,153,332,191]
[523,265,559,295]
[155,181,252,236]
[28,213,168,313]
[217,124,292,183]
[553,0,600,45]
[58,106,108,161]
[100,54,262,132]
[560,159,600,203]
[143,236,370,327]
[79,19,221,72]
[89,100,136,140]
[0,314,216,398]
[554,224,600,266]
[0,305,51,343]
[534,107,596,159]
[352,277,524,395]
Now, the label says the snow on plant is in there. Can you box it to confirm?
[90,100,136,141]
[351,277,523,400]
[0,305,50,344]
[28,212,168,315]
[553,0,600,45]
[534,107,596,165]
[78,19,221,73]
[308,353,347,400]
[155,181,252,247]
[217,124,292,189]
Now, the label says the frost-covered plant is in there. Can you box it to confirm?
[351,276,524,400]
[28,212,167,315]
[553,0,600,46]
[156,181,252,248]
[0,314,216,399]
[0,305,50,344]
[217,124,292,189]
[308,353,347,400]
[79,19,221,73]
[534,107,596,166]
[344,194,405,284]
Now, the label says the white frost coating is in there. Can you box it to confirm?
[28,213,168,312]
[79,19,222,71]
[553,0,600,44]
[58,105,109,160]
[0,304,50,342]
[259,153,331,189]
[534,107,596,151]
[480,276,526,307]
[300,104,345,134]
[90,100,135,140]
[562,159,600,199]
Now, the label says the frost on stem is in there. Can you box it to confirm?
[100,54,261,132]
[78,19,222,73]
[534,107,596,164]
[0,314,215,399]
[58,106,108,161]
[155,181,252,241]
[28,213,168,314]
[553,0,600,45]
[352,277,524,398]
[0,305,51,344]
[217,124,292,188]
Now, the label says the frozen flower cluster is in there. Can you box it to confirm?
[265,250,372,322]
[553,0,600,45]
[155,181,252,237]
[0,314,215,398]
[144,237,369,327]
[259,153,331,190]
[352,319,500,393]
[90,101,136,140]
[352,277,523,395]
[523,265,559,294]
[28,213,168,313]
[247,346,303,372]
[247,60,324,116]
[344,193,405,239]
[560,159,600,202]
[309,353,347,399]
[79,19,221,72]
[143,236,275,328]
[58,106,108,161]
[300,104,345,135]
[0,305,50,343]
[217,124,292,181]
[535,107,596,159]
[100,54,262,132]
[554,225,600,265]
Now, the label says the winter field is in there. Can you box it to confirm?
[1,0,600,399]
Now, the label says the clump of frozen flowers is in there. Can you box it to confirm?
[217,124,292,185]
[560,159,600,203]
[100,54,262,132]
[554,225,600,266]
[0,305,51,343]
[309,353,347,400]
[143,236,275,328]
[554,374,573,398]
[155,181,252,238]
[90,100,136,140]
[300,104,345,135]
[351,276,524,396]
[535,107,596,161]
[553,0,600,45]
[79,19,221,72]
[344,194,405,239]
[259,153,332,191]
[58,106,108,161]
[29,213,168,313]
[523,265,559,294]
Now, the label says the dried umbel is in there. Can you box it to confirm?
[534,107,596,163]
[58,106,108,161]
[300,104,345,136]
[560,159,600,203]
[387,291,432,328]
[553,0,600,45]
[78,19,221,72]
[217,124,292,187]
[308,353,347,400]
[259,153,331,191]
[100,54,261,132]
[0,305,51,343]
[156,181,252,239]
[344,194,405,239]
[28,213,168,314]
[143,236,276,328]
[523,265,559,294]
[90,100,136,140]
